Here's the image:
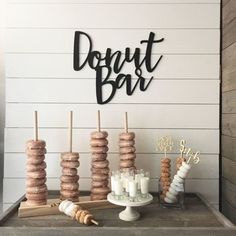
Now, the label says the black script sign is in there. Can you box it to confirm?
[73,31,164,104]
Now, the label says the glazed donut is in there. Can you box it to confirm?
[27,155,45,165]
[79,210,89,224]
[75,209,83,221]
[91,174,108,181]
[91,187,110,195]
[61,152,79,161]
[61,182,79,191]
[91,180,108,188]
[120,153,136,160]
[26,148,46,156]
[26,199,47,206]
[60,175,79,183]
[26,184,47,194]
[26,161,47,172]
[91,146,109,154]
[91,131,108,139]
[91,194,107,200]
[119,146,136,154]
[120,160,135,168]
[91,167,110,175]
[90,139,108,147]
[91,160,109,169]
[91,153,107,161]
[26,178,46,187]
[27,170,46,179]
[60,189,79,198]
[119,132,135,140]
[60,160,80,168]
[26,192,47,200]
[26,140,46,149]
[119,140,135,147]
[62,168,77,176]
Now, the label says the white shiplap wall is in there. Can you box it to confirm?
[3,0,220,208]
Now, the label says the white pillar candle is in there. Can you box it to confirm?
[129,180,137,197]
[114,179,123,195]
[135,174,141,190]
[140,177,149,194]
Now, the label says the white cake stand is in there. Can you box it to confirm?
[107,193,153,221]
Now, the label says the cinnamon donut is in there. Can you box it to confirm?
[161,158,171,163]
[91,187,110,195]
[60,175,79,183]
[119,132,135,140]
[161,172,170,178]
[60,160,80,168]
[26,161,47,172]
[91,174,108,181]
[26,199,47,206]
[91,146,109,154]
[91,180,108,188]
[26,148,46,156]
[120,160,135,168]
[60,189,79,198]
[91,153,107,161]
[27,155,45,165]
[119,140,135,147]
[26,178,46,187]
[62,168,77,176]
[26,184,47,194]
[61,182,79,191]
[79,210,89,224]
[61,152,79,161]
[91,160,109,169]
[91,167,110,175]
[91,194,107,200]
[26,140,46,149]
[90,139,108,147]
[84,213,93,225]
[160,163,171,168]
[161,167,171,173]
[91,131,108,139]
[75,209,83,221]
[27,170,46,179]
[119,146,136,154]
[26,192,47,200]
[120,153,136,160]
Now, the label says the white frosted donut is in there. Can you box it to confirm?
[182,162,191,170]
[166,191,177,201]
[91,131,108,139]
[174,174,184,183]
[90,139,108,147]
[164,197,175,204]
[177,170,188,179]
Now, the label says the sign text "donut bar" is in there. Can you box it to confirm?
[73,31,164,104]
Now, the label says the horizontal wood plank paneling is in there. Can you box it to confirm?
[222,135,236,162]
[222,114,236,137]
[222,157,236,186]
[4,153,219,179]
[3,178,219,204]
[6,29,220,54]
[6,54,220,79]
[5,104,219,128]
[222,177,236,210]
[6,79,219,104]
[6,4,220,29]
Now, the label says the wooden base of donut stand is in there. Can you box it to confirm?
[18,196,119,218]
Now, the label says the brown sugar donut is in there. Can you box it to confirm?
[91,180,108,188]
[90,139,108,147]
[62,168,77,176]
[91,167,109,175]
[61,182,79,191]
[60,175,79,183]
[91,173,108,181]
[91,194,107,200]
[61,152,79,161]
[91,131,108,139]
[120,153,136,160]
[91,160,109,169]
[26,192,47,200]
[26,148,46,156]
[91,153,107,161]
[119,140,135,147]
[26,161,47,172]
[60,160,80,168]
[26,140,46,149]
[119,146,136,154]
[26,178,46,187]
[91,187,110,195]
[27,184,47,194]
[27,155,45,165]
[60,189,79,198]
[120,160,135,168]
[119,132,135,140]
[91,146,108,154]
[27,170,46,179]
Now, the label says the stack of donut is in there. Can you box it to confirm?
[160,158,171,200]
[90,131,110,200]
[60,152,80,201]
[176,157,186,171]
[119,132,136,171]
[25,140,47,206]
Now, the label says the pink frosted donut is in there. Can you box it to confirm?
[26,178,46,187]
[60,175,79,183]
[91,131,108,139]
[91,187,110,195]
[26,140,46,149]
[62,168,77,176]
[91,173,108,181]
[26,161,46,172]
[120,160,135,168]
[61,152,79,161]
[92,160,109,169]
[27,170,46,179]
[60,189,79,198]
[91,146,108,154]
[91,180,108,188]
[119,140,135,147]
[119,146,136,154]
[61,182,79,191]
[27,155,45,165]
[26,192,47,200]
[91,153,107,161]
[120,153,136,160]
[119,132,135,140]
[91,167,110,175]
[60,160,80,168]
[90,139,108,147]
[26,184,47,194]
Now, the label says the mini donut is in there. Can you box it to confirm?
[90,139,108,147]
[119,132,135,140]
[91,160,109,169]
[26,192,47,200]
[91,173,109,181]
[27,170,46,179]
[60,189,79,198]
[91,131,108,139]
[119,146,136,154]
[26,161,46,172]
[75,209,83,221]
[61,152,79,161]
[61,182,79,191]
[91,180,108,188]
[60,175,79,183]
[91,187,110,195]
[26,140,46,149]
[26,178,46,187]
[91,146,108,154]
[84,213,93,225]
[91,194,107,200]
[62,168,77,176]
[119,140,135,147]
[91,153,107,161]
[26,199,47,206]
[27,155,45,165]
[161,158,171,163]
[60,160,80,168]
[27,184,47,194]
[26,148,46,156]
[161,172,170,178]
[120,160,135,168]
[91,167,110,175]
[120,153,136,160]
[79,210,89,224]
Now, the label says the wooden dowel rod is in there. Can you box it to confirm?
[125,112,128,133]
[91,219,99,225]
[97,110,101,132]
[69,111,73,153]
[34,111,38,141]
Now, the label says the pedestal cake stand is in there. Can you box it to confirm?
[107,193,153,221]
